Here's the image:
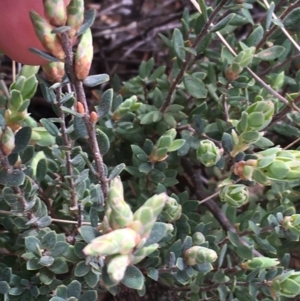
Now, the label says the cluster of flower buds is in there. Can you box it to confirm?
[197,139,221,167]
[230,100,274,157]
[149,128,184,163]
[226,47,255,81]
[42,61,65,83]
[184,246,217,266]
[233,147,300,184]
[30,0,93,81]
[112,96,142,122]
[281,214,300,237]
[219,184,249,207]
[160,196,182,222]
[83,177,173,284]
[271,271,300,299]
[236,101,274,133]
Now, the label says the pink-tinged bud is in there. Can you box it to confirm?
[90,111,99,124]
[107,254,130,282]
[76,102,85,114]
[74,29,93,80]
[184,246,217,266]
[1,126,15,156]
[83,228,140,257]
[42,61,65,82]
[30,10,65,60]
[66,0,84,38]
[43,0,67,26]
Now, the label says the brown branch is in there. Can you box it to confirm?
[60,32,109,201]
[159,0,230,113]
[181,158,263,257]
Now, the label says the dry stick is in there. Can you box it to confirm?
[256,0,300,51]
[160,0,230,113]
[259,53,300,77]
[215,31,300,111]
[262,0,300,53]
[181,158,263,257]
[56,86,78,211]
[60,32,109,200]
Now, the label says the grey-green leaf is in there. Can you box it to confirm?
[122,265,144,290]
[183,74,207,99]
[283,7,300,31]
[12,127,32,154]
[96,129,110,155]
[83,74,109,87]
[255,46,285,61]
[98,89,113,118]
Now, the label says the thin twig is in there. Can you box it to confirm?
[52,218,101,226]
[262,0,300,53]
[60,32,109,200]
[56,86,78,211]
[160,0,230,113]
[215,31,298,110]
[259,53,300,77]
[284,136,300,150]
[256,0,300,51]
[181,158,263,257]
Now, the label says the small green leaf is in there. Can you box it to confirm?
[233,47,255,68]
[67,280,81,298]
[255,46,285,61]
[49,258,69,274]
[78,290,98,301]
[74,116,88,138]
[139,58,154,79]
[283,7,300,31]
[97,89,113,118]
[264,2,275,30]
[84,270,99,288]
[172,28,185,61]
[78,9,97,35]
[29,47,59,62]
[50,297,66,301]
[222,133,233,153]
[145,222,170,246]
[108,163,126,180]
[39,267,55,285]
[37,216,52,228]
[36,158,48,182]
[96,129,110,155]
[74,261,90,277]
[183,74,207,99]
[39,256,55,266]
[41,231,57,250]
[25,236,41,254]
[78,226,98,243]
[168,139,185,152]
[40,119,59,137]
[246,25,264,47]
[210,13,235,32]
[195,33,212,55]
[12,127,32,154]
[122,265,144,290]
[83,74,109,87]
[147,268,158,281]
[0,281,10,294]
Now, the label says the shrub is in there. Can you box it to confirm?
[1,0,300,300]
